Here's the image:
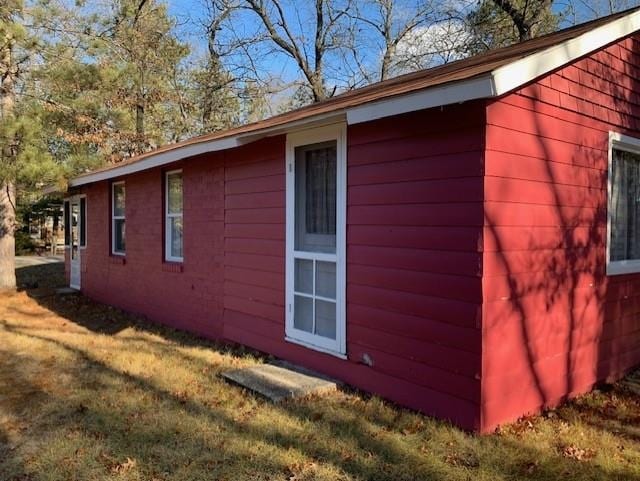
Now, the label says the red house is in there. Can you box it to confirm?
[64,8,640,432]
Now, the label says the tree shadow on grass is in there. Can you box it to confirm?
[2,315,640,480]
[0,320,448,480]
[15,262,241,352]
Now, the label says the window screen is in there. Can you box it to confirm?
[112,182,125,254]
[610,149,640,262]
[294,141,337,253]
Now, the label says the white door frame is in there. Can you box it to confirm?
[285,123,347,357]
[67,194,85,290]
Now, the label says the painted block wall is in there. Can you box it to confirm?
[482,34,640,431]
[75,103,486,431]
[81,152,226,339]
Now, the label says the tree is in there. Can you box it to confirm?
[0,1,20,289]
[93,0,191,153]
[192,0,241,133]
[348,0,468,81]
[202,0,475,107]
[0,0,246,288]
[466,0,558,52]
[562,0,640,24]
[241,0,352,102]
[0,0,61,289]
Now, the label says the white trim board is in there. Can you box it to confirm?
[491,10,640,95]
[345,74,495,125]
[68,8,640,186]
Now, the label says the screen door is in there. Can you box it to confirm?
[285,125,346,355]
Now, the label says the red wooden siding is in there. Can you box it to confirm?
[221,106,486,430]
[482,34,640,432]
[74,104,485,431]
[66,32,640,432]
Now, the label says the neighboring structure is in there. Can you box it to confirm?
[65,8,640,432]
[27,200,64,255]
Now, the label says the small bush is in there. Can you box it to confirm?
[15,230,36,255]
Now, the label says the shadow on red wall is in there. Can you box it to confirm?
[482,35,640,431]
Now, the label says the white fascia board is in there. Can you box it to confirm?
[491,9,640,96]
[70,136,241,187]
[346,74,496,125]
[69,112,347,187]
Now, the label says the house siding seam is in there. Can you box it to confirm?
[74,104,486,431]
[481,34,640,432]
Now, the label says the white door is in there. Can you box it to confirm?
[285,124,346,356]
[69,200,81,289]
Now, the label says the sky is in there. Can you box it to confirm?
[162,0,640,96]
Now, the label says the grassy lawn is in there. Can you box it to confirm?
[1,263,640,480]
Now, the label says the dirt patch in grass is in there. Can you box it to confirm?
[1,262,640,480]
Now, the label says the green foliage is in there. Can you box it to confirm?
[14,229,35,254]
[466,0,559,52]
[0,0,241,239]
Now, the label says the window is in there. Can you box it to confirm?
[112,182,125,255]
[608,133,640,275]
[165,170,183,262]
[286,124,346,357]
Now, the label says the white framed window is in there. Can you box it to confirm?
[165,170,183,262]
[112,181,125,255]
[285,124,347,357]
[607,132,640,275]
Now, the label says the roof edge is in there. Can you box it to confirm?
[70,136,241,187]
[346,74,495,124]
[491,7,640,95]
[69,7,640,187]
[69,113,346,187]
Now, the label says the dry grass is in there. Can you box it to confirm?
[1,263,640,480]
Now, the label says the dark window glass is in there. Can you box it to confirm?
[611,149,640,261]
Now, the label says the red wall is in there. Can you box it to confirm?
[76,104,486,431]
[72,35,640,432]
[482,35,640,431]
[81,152,226,339]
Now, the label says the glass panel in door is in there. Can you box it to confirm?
[292,141,338,341]
[69,201,81,289]
[71,203,79,261]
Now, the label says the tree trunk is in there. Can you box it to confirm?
[0,15,17,290]
[136,96,144,135]
[0,180,16,290]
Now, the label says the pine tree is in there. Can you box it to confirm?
[466,0,558,53]
[0,1,60,289]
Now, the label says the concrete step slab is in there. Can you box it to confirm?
[222,361,338,402]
